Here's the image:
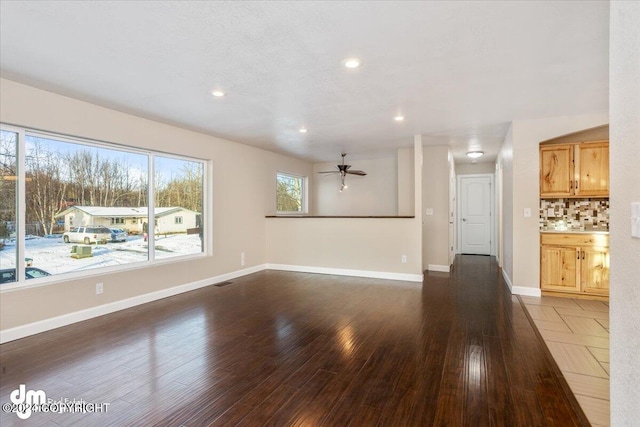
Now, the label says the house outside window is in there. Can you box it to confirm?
[175,216,183,225]
[276,172,306,213]
[110,217,125,225]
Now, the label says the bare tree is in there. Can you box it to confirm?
[25,141,67,235]
[155,162,203,212]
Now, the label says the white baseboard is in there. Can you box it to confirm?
[502,268,514,292]
[0,264,267,344]
[512,286,542,297]
[427,264,450,273]
[266,263,423,283]
[501,269,541,297]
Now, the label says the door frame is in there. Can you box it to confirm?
[457,173,496,256]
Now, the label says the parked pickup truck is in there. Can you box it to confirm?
[62,226,111,244]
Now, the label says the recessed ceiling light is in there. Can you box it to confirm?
[466,151,484,158]
[394,115,405,122]
[299,128,308,133]
[343,58,361,69]
[210,90,225,97]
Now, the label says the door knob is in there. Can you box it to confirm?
[462,218,466,222]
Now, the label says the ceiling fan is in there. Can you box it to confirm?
[318,153,367,192]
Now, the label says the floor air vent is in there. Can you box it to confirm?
[215,281,233,287]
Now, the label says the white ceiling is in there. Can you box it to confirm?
[0,1,609,164]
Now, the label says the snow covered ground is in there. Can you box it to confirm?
[0,233,203,278]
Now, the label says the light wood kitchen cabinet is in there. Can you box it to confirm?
[575,141,609,197]
[541,245,580,292]
[540,145,573,197]
[581,246,610,295]
[539,141,609,198]
[540,233,609,298]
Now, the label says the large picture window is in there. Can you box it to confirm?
[0,126,207,287]
[276,172,305,213]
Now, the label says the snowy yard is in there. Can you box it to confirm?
[0,233,203,279]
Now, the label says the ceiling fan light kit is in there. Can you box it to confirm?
[318,153,367,191]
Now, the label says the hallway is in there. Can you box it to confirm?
[0,256,587,426]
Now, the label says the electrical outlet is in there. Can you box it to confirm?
[240,252,245,266]
[401,255,407,263]
[524,208,532,218]
[96,283,103,295]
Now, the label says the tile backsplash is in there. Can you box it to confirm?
[540,199,609,231]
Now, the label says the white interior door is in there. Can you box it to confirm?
[459,175,492,255]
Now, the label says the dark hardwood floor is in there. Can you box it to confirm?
[0,255,589,426]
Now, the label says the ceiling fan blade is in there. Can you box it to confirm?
[346,170,367,176]
[318,171,340,174]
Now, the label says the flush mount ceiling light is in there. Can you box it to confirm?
[343,58,361,69]
[466,151,484,158]
[210,90,226,97]
[394,115,405,122]
[299,128,308,133]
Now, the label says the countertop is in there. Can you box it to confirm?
[540,229,609,235]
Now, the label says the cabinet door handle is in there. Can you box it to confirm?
[577,251,580,259]
[582,250,585,260]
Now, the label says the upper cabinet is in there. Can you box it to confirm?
[540,145,573,197]
[540,140,609,198]
[575,141,609,197]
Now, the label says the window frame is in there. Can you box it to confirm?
[0,124,210,291]
[276,171,307,215]
[0,126,20,287]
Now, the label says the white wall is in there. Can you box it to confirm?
[610,1,640,423]
[265,217,422,280]
[422,145,451,270]
[397,147,415,216]
[313,155,398,216]
[497,125,514,286]
[456,162,495,175]
[0,78,313,333]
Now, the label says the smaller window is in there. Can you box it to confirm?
[110,217,125,225]
[175,216,183,225]
[276,173,305,213]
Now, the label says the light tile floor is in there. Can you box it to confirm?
[521,295,610,427]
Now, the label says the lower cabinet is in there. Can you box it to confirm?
[540,233,609,297]
[580,247,610,295]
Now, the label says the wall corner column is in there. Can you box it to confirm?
[414,135,423,273]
